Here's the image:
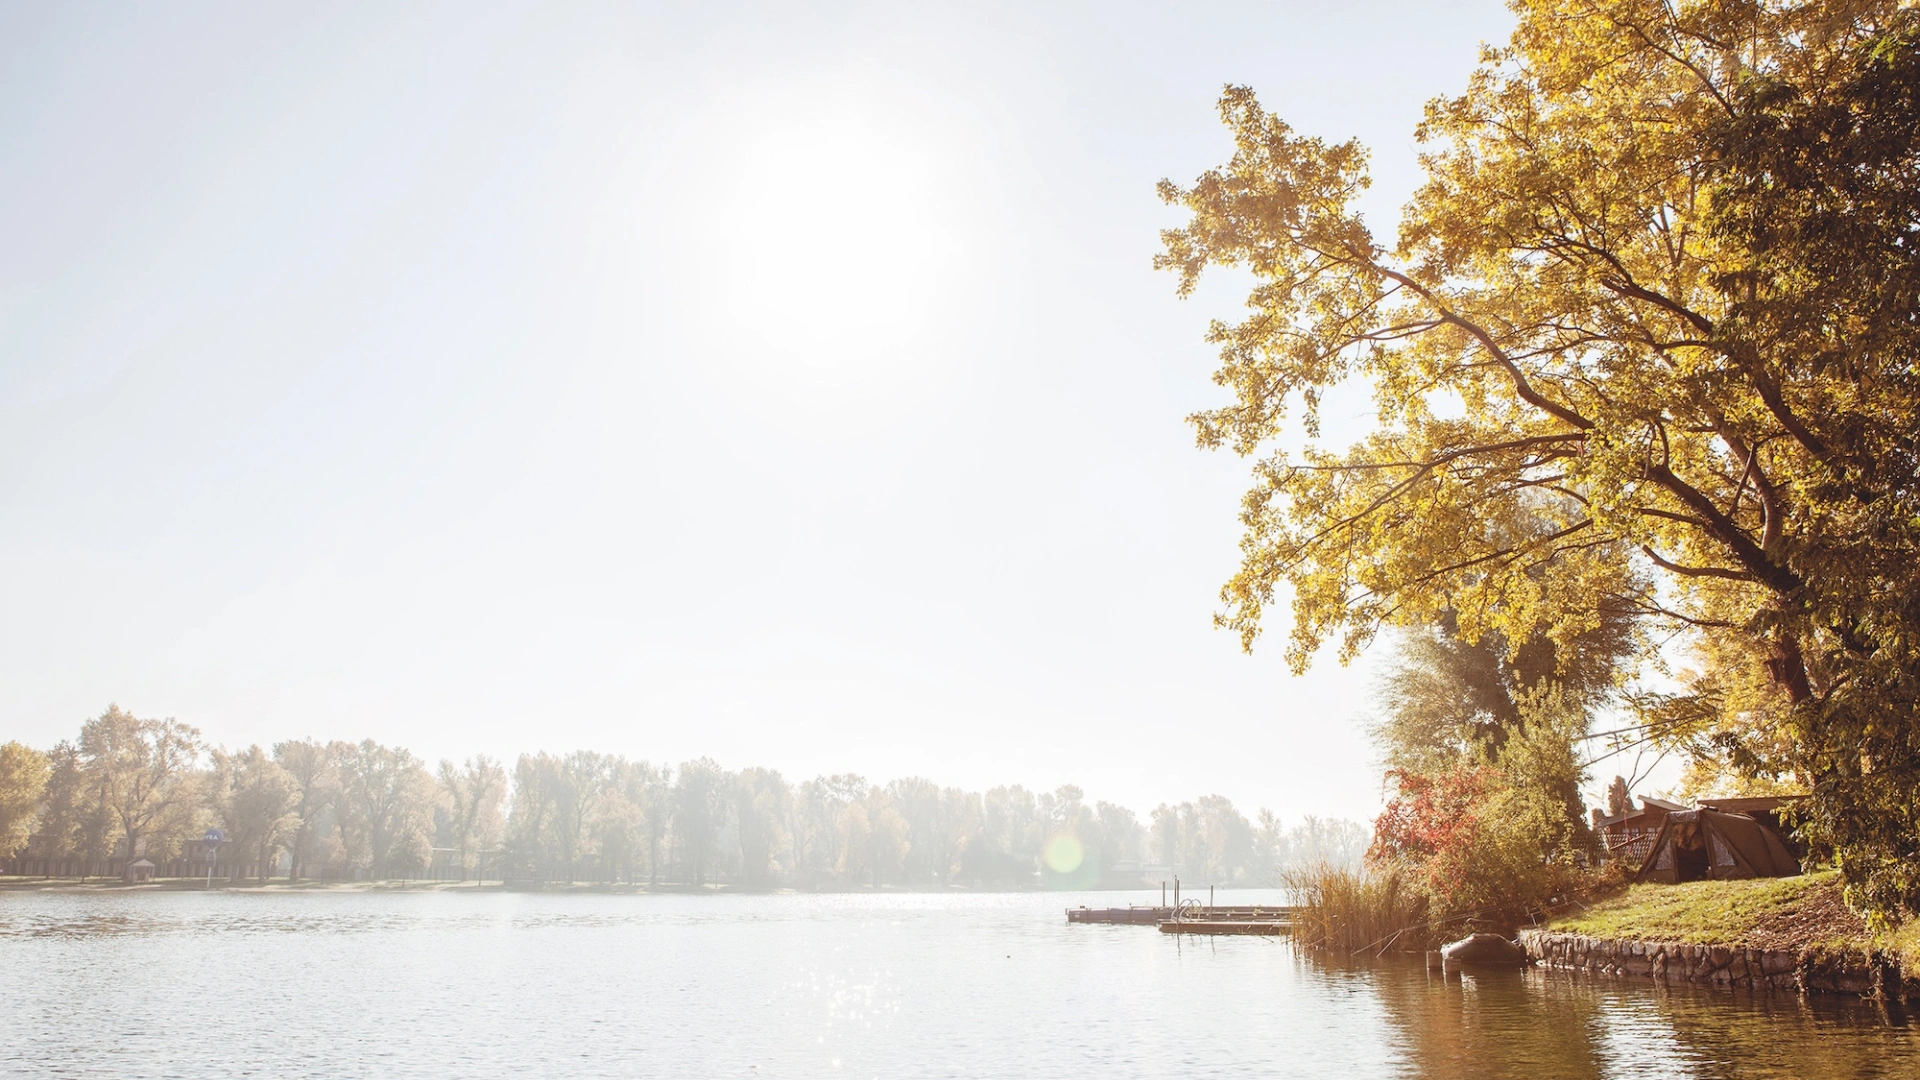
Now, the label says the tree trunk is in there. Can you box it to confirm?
[1768,632,1815,705]
[289,821,309,882]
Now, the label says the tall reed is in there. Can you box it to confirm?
[1282,861,1430,954]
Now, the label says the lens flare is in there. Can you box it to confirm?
[1042,834,1084,874]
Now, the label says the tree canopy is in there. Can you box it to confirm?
[1160,0,1920,918]
[0,743,49,856]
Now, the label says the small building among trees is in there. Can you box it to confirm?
[1590,777,1687,866]
[1636,808,1800,884]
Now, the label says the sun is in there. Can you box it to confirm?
[701,101,961,383]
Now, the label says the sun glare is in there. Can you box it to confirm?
[698,101,962,384]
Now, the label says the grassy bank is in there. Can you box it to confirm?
[1549,871,1920,964]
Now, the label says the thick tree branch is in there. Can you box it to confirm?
[1644,462,1800,594]
[1371,266,1597,432]
[1639,545,1755,581]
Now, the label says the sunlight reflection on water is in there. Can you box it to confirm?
[2,889,1915,1078]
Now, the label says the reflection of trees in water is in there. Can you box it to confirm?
[1361,958,1608,1080]
[1346,954,1920,1080]
[1622,984,1919,1080]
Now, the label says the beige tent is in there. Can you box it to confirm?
[1637,808,1800,884]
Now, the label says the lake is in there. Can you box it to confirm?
[3,888,1916,1078]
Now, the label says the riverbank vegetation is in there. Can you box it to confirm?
[0,708,1367,890]
[1281,862,1427,953]
[1281,611,1630,952]
[1362,618,1620,934]
[1551,871,1920,966]
[1161,0,1920,926]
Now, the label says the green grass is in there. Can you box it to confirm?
[1552,873,1836,944]
[1547,870,1920,965]
[1880,917,1920,964]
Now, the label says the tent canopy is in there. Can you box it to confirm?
[1637,809,1800,884]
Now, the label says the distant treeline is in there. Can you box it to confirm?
[0,706,1368,888]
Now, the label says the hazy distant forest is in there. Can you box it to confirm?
[0,706,1366,888]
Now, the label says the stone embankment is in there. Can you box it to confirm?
[1517,929,1918,999]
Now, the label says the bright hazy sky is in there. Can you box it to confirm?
[2,1,1521,824]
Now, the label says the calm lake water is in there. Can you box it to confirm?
[3,888,1916,1079]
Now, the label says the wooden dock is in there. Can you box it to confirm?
[1157,918,1289,935]
[1068,904,1295,933]
[1067,906,1174,924]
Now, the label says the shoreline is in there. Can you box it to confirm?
[1518,929,1915,998]
[1526,872,1920,1000]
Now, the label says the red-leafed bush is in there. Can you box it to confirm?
[1368,749,1591,928]
[1369,764,1498,870]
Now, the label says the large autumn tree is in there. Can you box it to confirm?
[0,742,50,857]
[1160,0,1920,918]
[75,705,205,875]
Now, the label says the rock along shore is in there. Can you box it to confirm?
[1517,929,1920,1000]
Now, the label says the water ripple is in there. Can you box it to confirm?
[1,890,1914,1079]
